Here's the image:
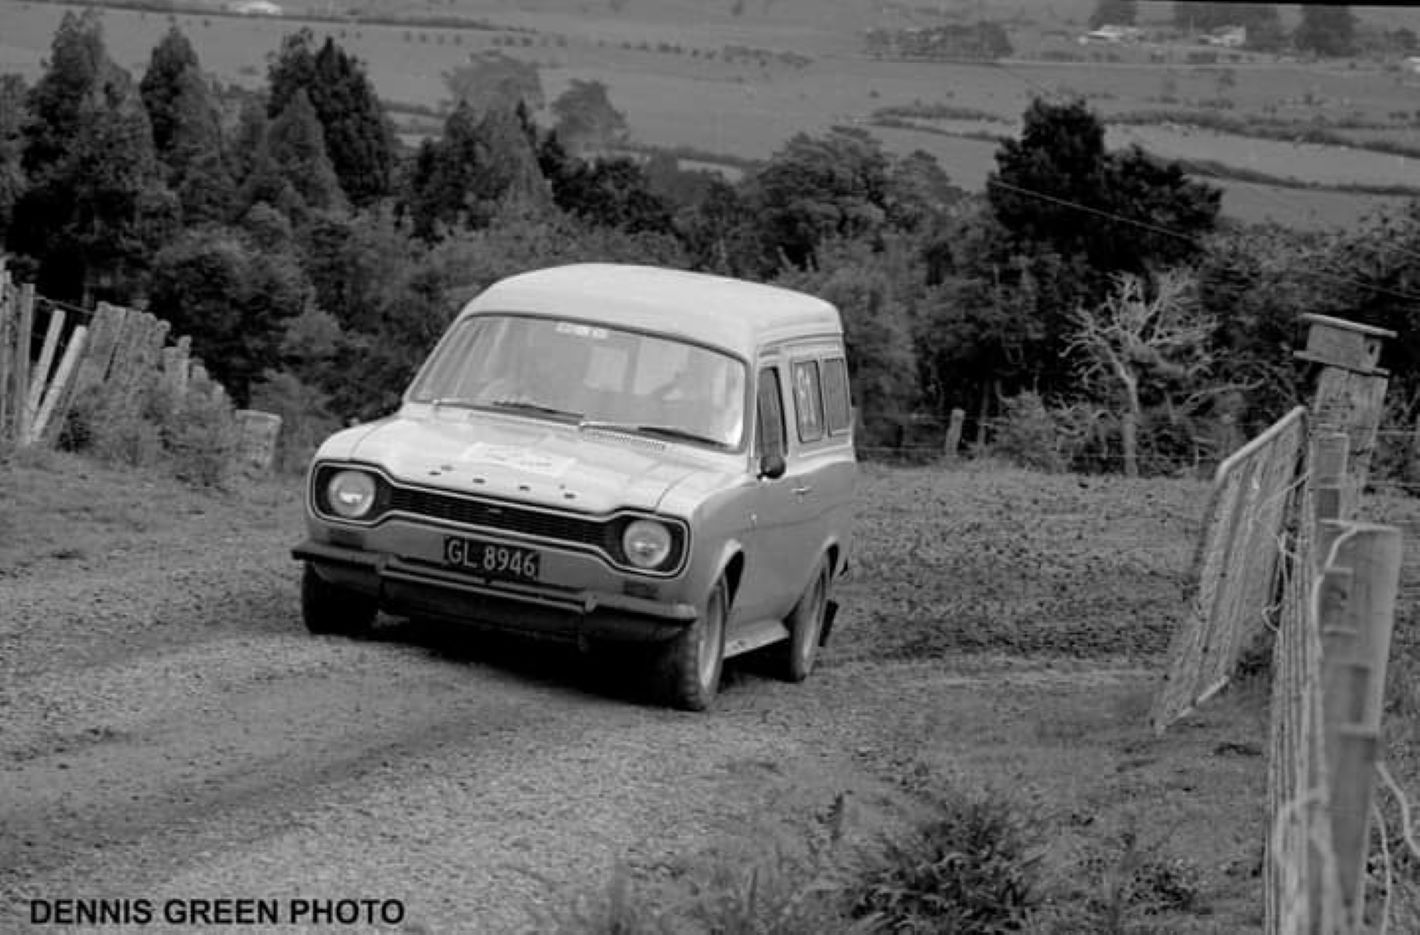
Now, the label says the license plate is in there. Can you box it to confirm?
[443,536,541,582]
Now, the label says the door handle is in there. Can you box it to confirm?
[793,484,813,496]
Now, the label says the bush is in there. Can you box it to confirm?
[161,375,239,488]
[847,789,1043,933]
[248,369,342,475]
[986,392,1067,473]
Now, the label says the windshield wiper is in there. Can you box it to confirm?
[487,398,583,421]
[579,420,728,449]
[429,397,483,410]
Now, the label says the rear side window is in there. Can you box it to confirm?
[792,360,824,443]
[756,367,786,458]
[821,357,851,435]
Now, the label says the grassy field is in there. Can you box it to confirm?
[2,0,1418,230]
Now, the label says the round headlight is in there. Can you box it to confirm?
[327,470,377,519]
[622,519,673,569]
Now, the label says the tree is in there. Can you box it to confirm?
[883,149,963,233]
[138,25,199,160]
[773,237,921,447]
[1066,271,1215,477]
[0,75,27,243]
[62,74,179,303]
[443,51,544,116]
[21,8,107,181]
[549,79,628,157]
[1090,0,1137,28]
[987,98,1219,280]
[917,203,1094,433]
[240,89,345,222]
[674,177,764,277]
[746,126,891,270]
[402,100,547,239]
[148,226,312,405]
[230,96,268,185]
[1294,5,1357,58]
[11,14,176,303]
[267,30,393,206]
[309,37,393,206]
[165,66,234,225]
[546,156,674,235]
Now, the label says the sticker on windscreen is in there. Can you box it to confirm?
[555,322,609,340]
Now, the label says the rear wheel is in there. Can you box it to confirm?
[301,564,376,636]
[655,577,728,711]
[777,557,830,682]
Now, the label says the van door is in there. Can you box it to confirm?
[730,363,801,626]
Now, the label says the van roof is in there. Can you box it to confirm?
[459,263,843,357]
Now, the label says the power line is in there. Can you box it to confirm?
[886,53,1420,304]
[981,175,1420,305]
[988,56,1420,267]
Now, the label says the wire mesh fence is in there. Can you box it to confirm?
[1147,406,1306,733]
[1265,473,1343,935]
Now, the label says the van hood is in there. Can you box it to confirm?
[322,410,714,514]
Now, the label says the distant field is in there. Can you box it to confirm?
[1,0,1416,231]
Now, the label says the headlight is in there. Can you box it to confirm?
[622,519,672,569]
[327,470,377,519]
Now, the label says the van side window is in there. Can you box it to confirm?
[792,360,824,443]
[756,367,787,460]
[821,357,851,435]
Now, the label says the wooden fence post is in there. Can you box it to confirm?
[13,283,33,445]
[1317,522,1402,930]
[942,407,964,461]
[0,272,13,443]
[34,326,89,446]
[24,306,64,440]
[1296,313,1393,511]
[1312,433,1349,569]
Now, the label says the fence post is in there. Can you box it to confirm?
[0,271,13,443]
[34,325,89,446]
[13,283,33,445]
[942,407,964,461]
[24,306,64,442]
[1295,313,1393,511]
[1317,521,1402,931]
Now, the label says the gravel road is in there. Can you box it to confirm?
[0,473,1159,935]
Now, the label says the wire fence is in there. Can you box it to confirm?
[1266,469,1341,935]
[1149,406,1306,733]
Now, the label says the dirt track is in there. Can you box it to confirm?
[0,483,978,933]
[1,463,1263,934]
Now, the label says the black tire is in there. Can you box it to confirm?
[655,577,728,711]
[777,557,831,683]
[301,564,376,636]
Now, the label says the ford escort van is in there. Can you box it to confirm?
[292,263,857,710]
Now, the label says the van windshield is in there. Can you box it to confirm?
[408,314,748,450]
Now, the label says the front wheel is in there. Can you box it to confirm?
[301,564,376,636]
[776,557,831,682]
[655,577,728,711]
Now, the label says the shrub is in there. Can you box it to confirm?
[847,789,1043,934]
[162,376,239,488]
[248,369,342,475]
[986,392,1067,473]
[528,862,678,935]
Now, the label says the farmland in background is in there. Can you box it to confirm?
[1,0,1418,229]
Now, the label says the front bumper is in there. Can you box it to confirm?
[292,539,698,642]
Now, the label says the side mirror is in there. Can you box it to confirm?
[759,452,786,480]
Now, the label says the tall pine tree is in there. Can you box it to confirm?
[138,25,199,160]
[267,29,392,207]
[12,11,176,303]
